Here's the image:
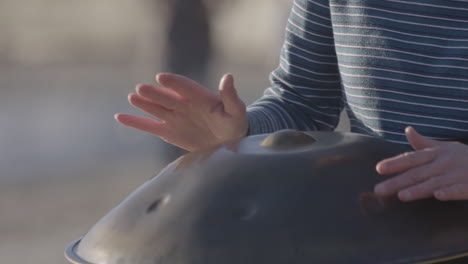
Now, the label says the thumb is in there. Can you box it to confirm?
[406,126,441,150]
[219,73,245,116]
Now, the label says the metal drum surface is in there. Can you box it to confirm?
[65,130,468,264]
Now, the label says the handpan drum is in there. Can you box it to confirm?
[65,130,468,264]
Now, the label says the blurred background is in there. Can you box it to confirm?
[0,0,347,263]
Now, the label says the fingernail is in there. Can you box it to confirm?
[376,163,386,173]
[399,190,411,201]
[135,84,143,92]
[156,73,170,83]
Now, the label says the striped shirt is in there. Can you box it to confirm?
[247,0,468,144]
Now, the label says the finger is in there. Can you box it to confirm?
[376,148,437,175]
[397,175,449,201]
[405,126,442,150]
[156,73,208,99]
[128,93,173,121]
[375,161,443,196]
[136,84,184,110]
[434,183,468,201]
[114,113,168,137]
[219,73,246,116]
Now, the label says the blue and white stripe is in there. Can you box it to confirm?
[247,0,468,144]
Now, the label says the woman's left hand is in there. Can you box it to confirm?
[374,126,468,201]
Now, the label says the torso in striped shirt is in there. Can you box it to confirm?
[333,0,468,143]
[247,0,468,144]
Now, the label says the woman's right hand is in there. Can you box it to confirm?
[114,73,248,151]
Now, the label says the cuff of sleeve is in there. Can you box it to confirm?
[247,108,274,136]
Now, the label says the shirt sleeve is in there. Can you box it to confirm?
[247,0,343,135]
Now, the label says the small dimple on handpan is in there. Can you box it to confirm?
[146,196,170,214]
[232,203,257,221]
[146,199,161,214]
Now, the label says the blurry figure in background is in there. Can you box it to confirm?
[165,0,212,85]
[158,0,215,163]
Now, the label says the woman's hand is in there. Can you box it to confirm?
[374,126,468,201]
[114,73,248,151]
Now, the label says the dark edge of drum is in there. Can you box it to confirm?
[65,238,95,264]
[413,251,468,264]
